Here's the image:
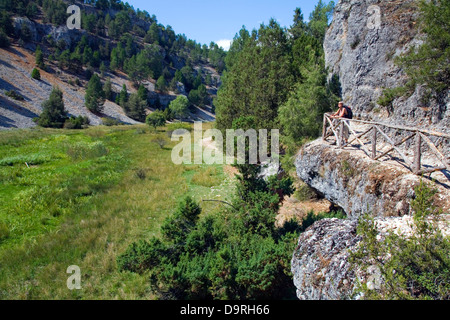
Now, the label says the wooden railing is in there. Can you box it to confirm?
[322,113,450,176]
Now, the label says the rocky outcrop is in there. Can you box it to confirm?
[292,0,450,300]
[291,215,450,300]
[296,140,450,219]
[291,218,360,300]
[325,0,450,133]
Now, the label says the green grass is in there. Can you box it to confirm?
[0,123,235,299]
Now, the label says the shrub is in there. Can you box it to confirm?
[31,68,41,80]
[5,90,25,101]
[118,165,302,300]
[146,110,166,129]
[377,86,410,107]
[64,116,90,130]
[294,182,318,202]
[102,117,122,126]
[151,135,169,149]
[350,181,450,300]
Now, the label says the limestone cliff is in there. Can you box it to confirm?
[325,0,449,133]
[291,0,450,300]
[296,140,450,219]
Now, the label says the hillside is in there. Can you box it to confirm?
[0,0,223,129]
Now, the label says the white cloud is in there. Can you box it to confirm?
[216,39,232,51]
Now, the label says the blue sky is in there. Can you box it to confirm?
[128,0,333,50]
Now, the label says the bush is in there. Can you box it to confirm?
[64,116,90,130]
[151,135,169,149]
[31,68,41,80]
[102,117,122,126]
[377,86,410,107]
[5,90,24,101]
[350,181,450,300]
[118,165,302,300]
[146,110,166,129]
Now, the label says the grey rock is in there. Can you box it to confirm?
[13,17,39,42]
[291,214,450,300]
[324,0,450,133]
[291,218,360,300]
[295,140,450,219]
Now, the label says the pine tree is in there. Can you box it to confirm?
[116,84,128,107]
[215,20,294,131]
[35,45,45,69]
[36,87,68,128]
[156,75,167,92]
[31,68,41,80]
[85,74,105,113]
[103,78,113,101]
[125,93,147,122]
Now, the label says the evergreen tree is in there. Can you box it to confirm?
[31,68,41,80]
[279,60,337,143]
[125,93,147,122]
[116,84,128,107]
[397,0,450,93]
[85,74,105,113]
[215,20,294,132]
[156,75,167,92]
[35,45,45,69]
[103,78,113,101]
[36,87,68,128]
[0,29,8,48]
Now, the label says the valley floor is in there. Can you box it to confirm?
[0,123,235,299]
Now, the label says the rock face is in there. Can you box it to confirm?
[292,0,450,300]
[291,218,360,300]
[291,215,450,300]
[324,0,450,133]
[295,140,450,219]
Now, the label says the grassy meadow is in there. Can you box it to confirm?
[0,123,236,299]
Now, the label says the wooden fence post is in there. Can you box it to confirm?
[371,127,377,159]
[322,114,327,141]
[413,132,422,174]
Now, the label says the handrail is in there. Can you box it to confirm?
[324,113,450,138]
[322,113,450,177]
